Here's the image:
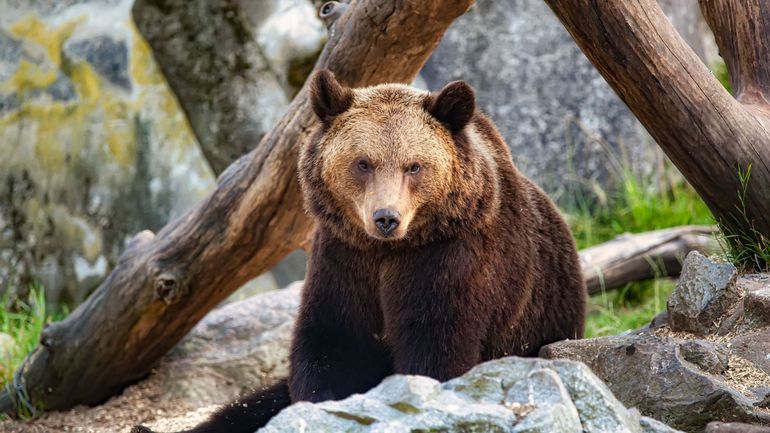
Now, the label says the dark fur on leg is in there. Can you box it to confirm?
[131,379,290,433]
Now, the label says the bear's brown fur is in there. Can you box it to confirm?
[132,71,585,433]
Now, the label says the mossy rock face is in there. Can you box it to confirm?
[0,0,216,307]
[0,0,328,307]
[258,357,678,433]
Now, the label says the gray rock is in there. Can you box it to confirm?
[550,360,643,433]
[420,0,713,203]
[134,1,286,172]
[260,357,674,433]
[0,30,23,82]
[63,35,131,90]
[541,335,770,432]
[542,263,770,432]
[640,415,685,433]
[744,285,770,326]
[730,331,770,377]
[153,282,302,408]
[667,251,740,334]
[0,0,217,307]
[506,369,582,433]
[678,340,729,375]
[255,0,326,94]
[270,249,308,288]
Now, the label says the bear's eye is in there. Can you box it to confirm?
[408,163,421,175]
[357,159,371,173]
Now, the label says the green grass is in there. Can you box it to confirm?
[585,279,676,338]
[717,164,770,272]
[713,60,731,94]
[0,285,64,395]
[568,166,714,250]
[566,165,715,338]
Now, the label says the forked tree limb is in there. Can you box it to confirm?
[580,226,719,295]
[700,1,770,106]
[543,0,770,251]
[0,0,473,413]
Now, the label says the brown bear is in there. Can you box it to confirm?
[133,70,585,433]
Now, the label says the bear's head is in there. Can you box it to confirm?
[300,70,497,247]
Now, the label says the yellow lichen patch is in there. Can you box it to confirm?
[128,20,160,87]
[28,106,71,169]
[3,59,57,93]
[22,102,86,170]
[67,61,102,102]
[107,127,135,165]
[9,15,82,67]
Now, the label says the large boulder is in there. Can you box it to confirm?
[421,0,715,203]
[0,282,303,433]
[151,281,302,408]
[260,357,681,433]
[542,252,770,432]
[0,0,327,307]
[0,0,216,306]
[666,251,741,334]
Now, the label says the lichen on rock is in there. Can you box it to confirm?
[259,357,678,433]
[0,0,216,307]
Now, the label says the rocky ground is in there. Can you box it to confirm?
[543,252,770,432]
[4,253,770,432]
[258,357,679,433]
[0,283,301,433]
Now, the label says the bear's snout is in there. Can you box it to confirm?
[373,208,401,237]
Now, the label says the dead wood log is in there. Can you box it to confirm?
[0,0,473,415]
[543,0,770,270]
[580,226,719,295]
[706,422,770,433]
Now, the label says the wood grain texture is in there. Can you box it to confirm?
[580,226,718,294]
[5,0,473,413]
[544,0,770,248]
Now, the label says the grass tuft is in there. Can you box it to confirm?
[0,284,66,420]
[566,163,714,338]
[568,164,713,250]
[0,286,47,386]
[717,164,770,272]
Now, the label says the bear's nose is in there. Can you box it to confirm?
[373,208,401,237]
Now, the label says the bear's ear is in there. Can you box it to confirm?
[310,69,353,126]
[425,80,475,134]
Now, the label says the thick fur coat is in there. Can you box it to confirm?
[133,70,585,433]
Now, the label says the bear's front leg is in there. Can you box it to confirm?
[290,296,391,403]
[380,241,493,382]
[288,313,337,403]
[289,231,392,402]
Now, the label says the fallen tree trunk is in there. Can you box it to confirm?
[0,0,473,414]
[543,0,770,270]
[580,226,719,295]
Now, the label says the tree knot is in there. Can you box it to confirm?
[319,1,348,29]
[153,272,188,305]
